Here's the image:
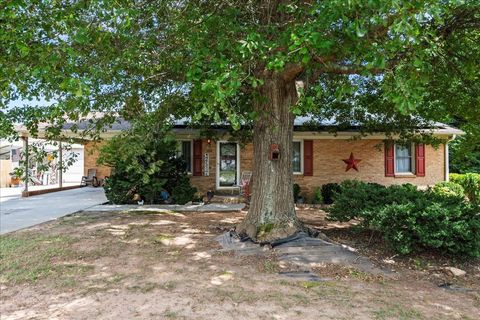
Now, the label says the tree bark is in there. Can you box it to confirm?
[237,73,302,243]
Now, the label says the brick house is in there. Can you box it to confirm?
[83,118,463,200]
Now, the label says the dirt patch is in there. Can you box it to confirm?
[1,208,479,319]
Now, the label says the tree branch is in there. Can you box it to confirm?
[317,64,387,75]
[281,63,304,81]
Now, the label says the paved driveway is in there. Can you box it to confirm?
[0,187,107,234]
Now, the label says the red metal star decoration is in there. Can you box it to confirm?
[343,152,361,172]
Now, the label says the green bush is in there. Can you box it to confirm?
[321,182,341,204]
[103,175,135,204]
[171,175,198,205]
[327,181,419,224]
[328,180,480,257]
[369,201,480,256]
[313,187,323,204]
[431,181,465,199]
[99,117,197,205]
[450,173,480,204]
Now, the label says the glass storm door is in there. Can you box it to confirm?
[218,142,238,187]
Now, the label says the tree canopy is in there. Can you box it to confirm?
[1,0,479,140]
[3,0,479,241]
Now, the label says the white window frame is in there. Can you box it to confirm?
[292,140,304,175]
[394,143,416,175]
[177,139,193,174]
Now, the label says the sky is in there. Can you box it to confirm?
[7,98,56,109]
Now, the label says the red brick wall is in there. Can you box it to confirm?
[84,138,446,200]
[189,139,446,199]
[292,139,445,199]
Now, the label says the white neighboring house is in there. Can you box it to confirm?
[0,139,84,187]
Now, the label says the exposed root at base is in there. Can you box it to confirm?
[235,222,332,246]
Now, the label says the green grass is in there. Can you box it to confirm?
[213,287,258,304]
[0,233,90,285]
[299,280,322,289]
[162,280,177,291]
[372,304,424,320]
[124,210,178,216]
[263,260,278,273]
[150,233,173,242]
[127,282,158,293]
[163,310,180,318]
[58,213,103,226]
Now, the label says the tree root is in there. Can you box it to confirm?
[235,221,332,245]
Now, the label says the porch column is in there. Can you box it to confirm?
[21,136,29,197]
[58,141,63,188]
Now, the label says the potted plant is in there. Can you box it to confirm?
[9,171,21,187]
[191,192,205,205]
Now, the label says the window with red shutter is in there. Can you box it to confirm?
[385,142,395,177]
[415,143,426,177]
[193,140,202,176]
[303,140,313,176]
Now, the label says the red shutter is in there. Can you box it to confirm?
[193,140,202,176]
[416,143,426,177]
[303,140,313,176]
[385,142,395,177]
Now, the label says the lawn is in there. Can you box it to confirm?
[0,208,479,319]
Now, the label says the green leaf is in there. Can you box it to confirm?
[355,24,367,38]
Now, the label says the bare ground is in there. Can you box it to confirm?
[0,208,479,320]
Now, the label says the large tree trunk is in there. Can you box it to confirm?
[237,74,302,243]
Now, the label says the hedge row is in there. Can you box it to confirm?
[327,180,480,257]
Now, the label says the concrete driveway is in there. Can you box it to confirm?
[0,187,107,234]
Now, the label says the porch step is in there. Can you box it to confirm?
[209,195,245,204]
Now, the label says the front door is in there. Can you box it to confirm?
[217,142,239,189]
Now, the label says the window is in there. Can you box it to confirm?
[176,140,192,172]
[395,144,413,173]
[292,141,302,173]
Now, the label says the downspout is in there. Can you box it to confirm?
[445,134,456,182]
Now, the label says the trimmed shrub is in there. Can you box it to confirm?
[321,182,341,204]
[328,180,480,257]
[103,175,136,204]
[431,181,465,199]
[450,173,480,204]
[313,187,324,204]
[369,201,480,256]
[171,175,198,205]
[327,180,419,224]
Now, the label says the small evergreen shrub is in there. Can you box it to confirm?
[104,175,136,204]
[431,181,465,199]
[321,182,341,204]
[327,181,419,224]
[328,180,480,257]
[171,175,198,205]
[313,187,323,204]
[369,201,480,256]
[450,173,480,203]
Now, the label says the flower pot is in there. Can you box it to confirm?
[10,177,21,187]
